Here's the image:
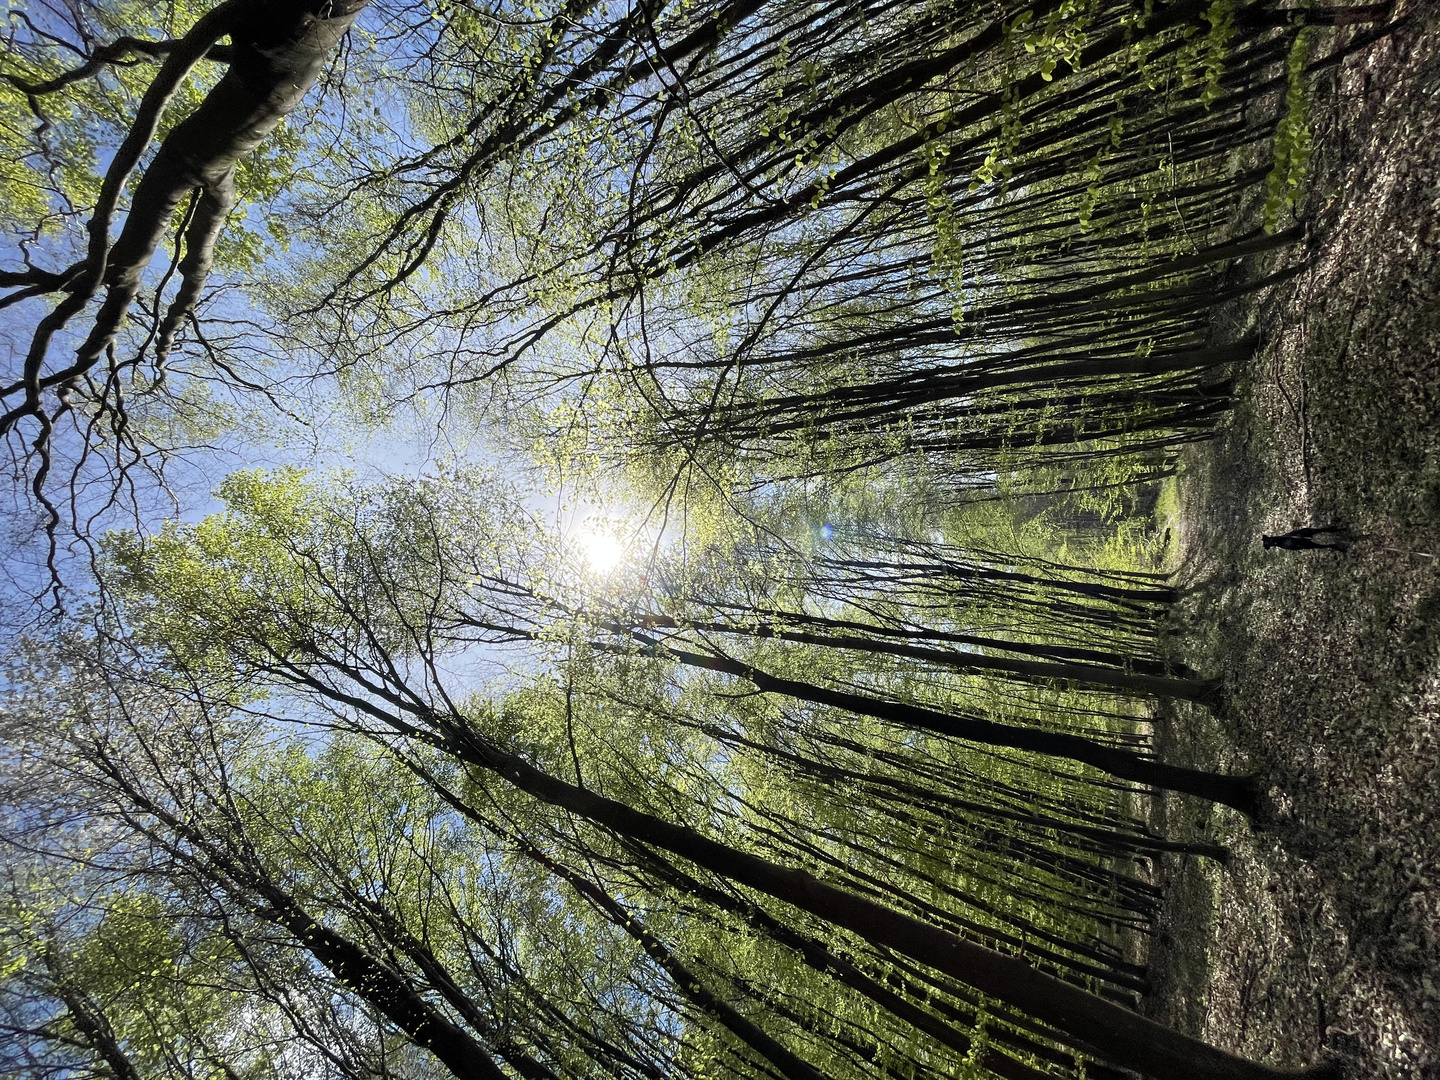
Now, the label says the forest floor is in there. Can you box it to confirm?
[1140,5,1440,1079]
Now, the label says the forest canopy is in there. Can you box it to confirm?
[0,2,1375,1079]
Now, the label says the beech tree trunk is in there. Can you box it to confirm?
[621,614,1220,703]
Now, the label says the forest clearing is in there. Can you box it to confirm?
[0,2,1435,1080]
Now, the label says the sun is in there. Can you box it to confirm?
[578,526,626,574]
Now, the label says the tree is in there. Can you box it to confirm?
[89,467,1337,1078]
[1,0,1364,557]
[2,0,368,573]
[0,2,1381,1078]
[4,634,1114,1080]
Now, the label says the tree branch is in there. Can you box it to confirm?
[1,38,233,98]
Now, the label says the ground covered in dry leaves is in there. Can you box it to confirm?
[1140,5,1440,1078]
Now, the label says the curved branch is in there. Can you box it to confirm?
[4,0,253,438]
[155,172,236,365]
[0,38,233,98]
[73,0,370,374]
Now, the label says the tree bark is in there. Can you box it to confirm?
[78,0,369,367]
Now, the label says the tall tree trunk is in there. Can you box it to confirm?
[650,645,1258,815]
[529,844,836,1080]
[420,712,1330,1080]
[621,614,1219,703]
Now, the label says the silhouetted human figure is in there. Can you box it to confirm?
[1261,524,1349,552]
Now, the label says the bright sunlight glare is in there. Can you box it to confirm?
[578,525,627,574]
